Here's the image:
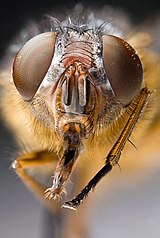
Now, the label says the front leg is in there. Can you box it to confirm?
[12,150,60,213]
[63,87,151,210]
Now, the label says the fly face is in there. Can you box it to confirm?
[5,18,150,210]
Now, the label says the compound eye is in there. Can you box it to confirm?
[102,35,143,105]
[13,32,58,101]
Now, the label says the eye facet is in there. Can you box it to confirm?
[102,35,143,105]
[13,32,58,101]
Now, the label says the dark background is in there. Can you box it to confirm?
[0,0,160,57]
[0,1,160,238]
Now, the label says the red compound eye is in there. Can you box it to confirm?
[102,35,143,105]
[13,32,58,101]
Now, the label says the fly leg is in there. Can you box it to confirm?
[12,149,89,238]
[45,122,84,201]
[44,149,78,201]
[12,150,60,213]
[63,87,151,210]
